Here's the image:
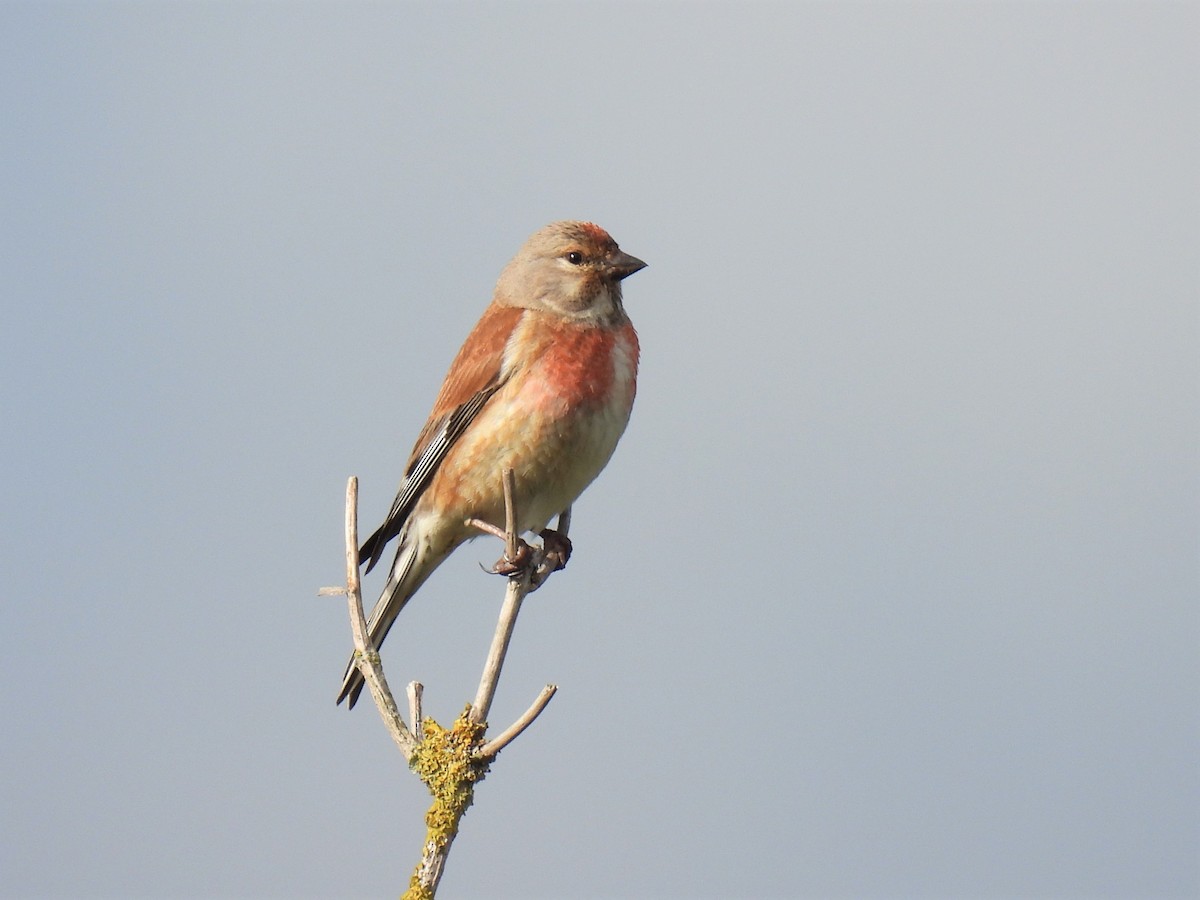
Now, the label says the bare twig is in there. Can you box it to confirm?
[478,684,558,757]
[340,477,419,761]
[408,682,425,743]
[502,468,518,562]
[463,517,506,541]
[468,476,569,727]
[470,570,531,725]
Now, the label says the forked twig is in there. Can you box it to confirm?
[326,471,565,898]
[411,470,563,893]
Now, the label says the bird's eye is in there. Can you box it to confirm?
[565,251,584,265]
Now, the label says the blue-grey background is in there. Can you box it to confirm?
[2,3,1196,898]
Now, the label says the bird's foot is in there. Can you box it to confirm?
[538,528,573,573]
[488,537,534,577]
[473,518,572,583]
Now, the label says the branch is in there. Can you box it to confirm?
[408,681,425,743]
[408,471,562,895]
[469,472,566,726]
[478,684,558,757]
[469,566,530,725]
[339,476,419,760]
[330,471,566,899]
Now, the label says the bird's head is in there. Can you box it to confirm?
[495,221,646,324]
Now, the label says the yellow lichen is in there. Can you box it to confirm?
[402,707,491,899]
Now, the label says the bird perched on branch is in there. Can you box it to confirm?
[339,221,645,708]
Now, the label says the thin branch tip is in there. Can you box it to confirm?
[478,684,558,758]
[465,517,507,541]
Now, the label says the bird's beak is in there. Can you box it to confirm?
[607,250,647,281]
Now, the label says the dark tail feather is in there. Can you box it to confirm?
[358,524,387,575]
[336,661,367,709]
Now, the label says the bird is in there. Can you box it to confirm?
[338,220,645,708]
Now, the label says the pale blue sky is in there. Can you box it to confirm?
[2,3,1196,898]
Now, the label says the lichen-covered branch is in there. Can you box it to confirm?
[403,709,489,900]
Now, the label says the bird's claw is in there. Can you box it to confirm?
[487,529,572,581]
[489,538,533,576]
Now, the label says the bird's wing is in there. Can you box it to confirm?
[359,304,525,572]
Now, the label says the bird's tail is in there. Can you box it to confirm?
[337,526,445,709]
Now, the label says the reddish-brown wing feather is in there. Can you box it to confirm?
[358,304,525,571]
[405,304,525,475]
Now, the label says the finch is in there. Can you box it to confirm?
[338,220,645,708]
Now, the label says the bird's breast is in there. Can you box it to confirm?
[513,317,639,417]
[472,314,643,528]
[435,315,639,531]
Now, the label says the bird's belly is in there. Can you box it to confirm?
[450,385,631,532]
[435,329,637,533]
